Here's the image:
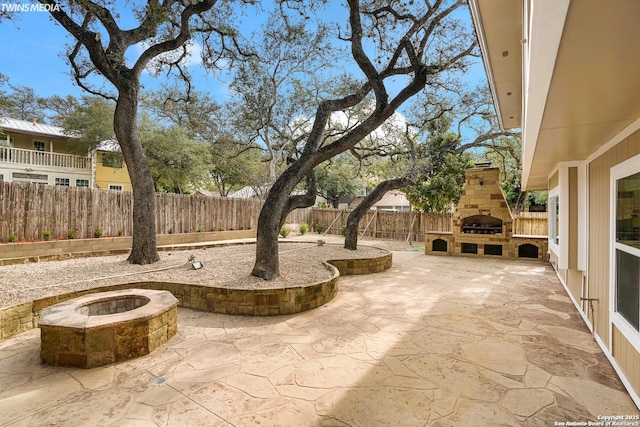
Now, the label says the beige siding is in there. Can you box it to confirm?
[549,171,559,189]
[613,325,640,393]
[589,129,640,396]
[566,269,583,308]
[569,167,578,270]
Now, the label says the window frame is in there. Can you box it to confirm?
[548,186,560,255]
[610,153,640,353]
[101,152,123,168]
[33,141,45,152]
[75,179,90,188]
[55,177,70,186]
[108,184,123,191]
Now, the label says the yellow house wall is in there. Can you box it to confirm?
[8,133,74,154]
[95,152,132,191]
[589,128,640,397]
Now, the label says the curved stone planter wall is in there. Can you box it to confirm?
[0,250,392,341]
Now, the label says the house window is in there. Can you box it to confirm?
[102,152,123,168]
[55,178,70,186]
[611,155,640,351]
[108,184,123,191]
[34,141,45,152]
[76,179,89,187]
[614,170,640,332]
[0,174,3,181]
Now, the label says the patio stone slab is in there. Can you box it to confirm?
[0,250,637,425]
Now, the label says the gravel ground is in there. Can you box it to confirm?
[0,234,422,308]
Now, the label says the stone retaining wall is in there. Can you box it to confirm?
[0,251,392,341]
[0,230,256,266]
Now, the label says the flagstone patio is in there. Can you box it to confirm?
[0,250,638,426]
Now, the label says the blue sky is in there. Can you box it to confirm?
[0,5,234,100]
[0,2,489,111]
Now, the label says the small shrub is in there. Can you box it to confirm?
[318,201,328,208]
[219,227,226,231]
[42,230,51,241]
[118,229,124,236]
[341,225,347,235]
[168,227,174,234]
[315,223,325,234]
[67,230,77,239]
[196,227,204,233]
[94,227,103,238]
[299,222,309,235]
[239,225,244,230]
[7,233,17,243]
[280,225,291,238]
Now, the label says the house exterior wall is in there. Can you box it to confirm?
[0,132,92,187]
[95,151,132,191]
[588,128,640,398]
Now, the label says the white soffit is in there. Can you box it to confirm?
[521,0,570,191]
[470,0,522,131]
[525,0,640,189]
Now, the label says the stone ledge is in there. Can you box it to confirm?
[0,249,392,341]
[0,230,256,265]
[39,289,178,368]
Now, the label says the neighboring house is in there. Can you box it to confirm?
[471,0,640,407]
[193,189,222,198]
[373,191,411,212]
[0,118,131,191]
[94,139,132,191]
[349,191,411,212]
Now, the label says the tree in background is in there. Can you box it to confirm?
[315,154,364,208]
[40,0,247,264]
[58,96,115,153]
[251,0,477,279]
[229,10,334,187]
[139,118,211,193]
[0,84,47,122]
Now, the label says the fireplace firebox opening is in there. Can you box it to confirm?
[518,243,539,259]
[432,239,448,252]
[484,244,503,256]
[461,243,478,254]
[461,215,502,234]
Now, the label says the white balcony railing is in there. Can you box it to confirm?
[0,146,91,170]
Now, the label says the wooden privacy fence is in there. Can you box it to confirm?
[0,182,547,243]
[512,212,548,236]
[308,208,547,242]
[0,182,263,241]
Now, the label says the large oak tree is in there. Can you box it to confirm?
[39,0,242,264]
[251,0,477,279]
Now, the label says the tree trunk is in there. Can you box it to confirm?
[251,166,316,280]
[344,177,413,250]
[114,87,160,264]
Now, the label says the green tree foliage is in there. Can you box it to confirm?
[406,152,473,212]
[315,154,364,208]
[139,118,210,193]
[58,96,115,154]
[209,136,265,197]
[0,84,47,122]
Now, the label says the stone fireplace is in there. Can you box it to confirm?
[425,165,548,260]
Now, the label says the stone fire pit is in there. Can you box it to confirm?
[39,289,178,368]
